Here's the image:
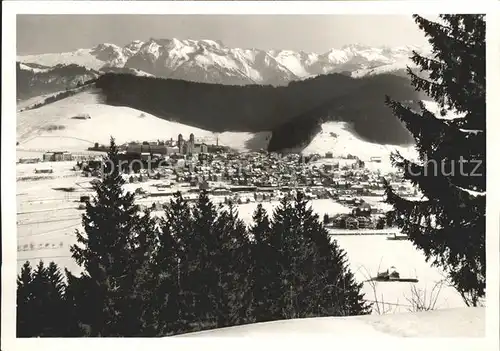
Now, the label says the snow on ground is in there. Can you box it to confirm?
[16,90,270,153]
[17,90,67,112]
[235,199,351,224]
[19,63,51,74]
[228,200,466,313]
[178,307,484,337]
[351,61,415,78]
[16,165,465,315]
[333,235,465,312]
[15,92,465,315]
[218,131,271,152]
[295,122,418,169]
[126,68,155,77]
[271,51,310,77]
[422,100,466,120]
[17,90,421,164]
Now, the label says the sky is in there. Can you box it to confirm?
[17,15,432,55]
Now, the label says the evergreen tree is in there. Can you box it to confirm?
[211,202,252,327]
[265,193,370,319]
[248,204,280,322]
[267,196,296,318]
[68,137,157,335]
[43,262,70,335]
[128,208,162,336]
[64,268,88,336]
[165,191,253,331]
[154,193,189,335]
[17,261,70,337]
[17,261,35,337]
[184,190,236,329]
[384,15,485,306]
[167,191,213,331]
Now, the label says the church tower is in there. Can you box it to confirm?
[178,134,184,154]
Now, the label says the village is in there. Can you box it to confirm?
[15,132,466,312]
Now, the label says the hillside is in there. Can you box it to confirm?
[16,86,419,159]
[16,62,99,100]
[16,89,271,153]
[94,72,422,150]
[281,122,416,160]
[268,73,421,151]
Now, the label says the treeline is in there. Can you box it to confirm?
[27,89,81,111]
[95,72,422,149]
[17,139,371,337]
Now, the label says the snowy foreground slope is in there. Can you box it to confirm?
[16,90,271,153]
[177,307,484,337]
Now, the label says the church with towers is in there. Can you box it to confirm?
[177,133,208,155]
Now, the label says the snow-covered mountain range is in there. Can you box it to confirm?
[16,38,428,153]
[18,38,428,87]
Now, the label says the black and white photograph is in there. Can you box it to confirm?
[1,2,497,349]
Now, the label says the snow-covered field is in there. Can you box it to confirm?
[287,122,418,162]
[16,90,271,154]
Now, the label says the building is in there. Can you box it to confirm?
[63,152,72,161]
[178,133,206,155]
[324,164,334,172]
[199,180,209,190]
[42,151,72,162]
[43,152,55,162]
[54,151,73,161]
[73,113,91,120]
[54,152,64,162]
[35,167,53,174]
[127,143,168,156]
[140,152,151,162]
[353,203,372,217]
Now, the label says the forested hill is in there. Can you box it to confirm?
[95,72,423,150]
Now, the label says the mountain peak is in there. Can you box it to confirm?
[340,43,372,51]
[93,42,121,51]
